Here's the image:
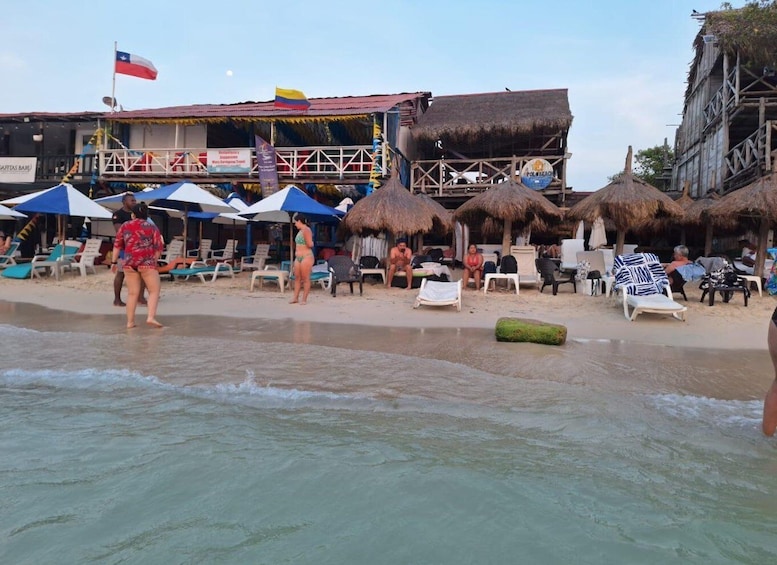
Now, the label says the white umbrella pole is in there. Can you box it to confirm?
[182,205,188,260]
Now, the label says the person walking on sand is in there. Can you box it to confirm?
[112,202,165,329]
[386,238,413,289]
[290,213,314,305]
[112,192,147,307]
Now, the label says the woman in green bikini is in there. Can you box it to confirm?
[291,213,315,305]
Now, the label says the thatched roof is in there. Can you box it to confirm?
[453,179,563,227]
[708,172,777,223]
[567,147,683,229]
[412,89,572,145]
[341,175,439,236]
[416,193,454,234]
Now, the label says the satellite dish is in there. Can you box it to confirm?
[102,96,118,109]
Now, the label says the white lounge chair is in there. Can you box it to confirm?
[64,238,103,277]
[576,250,614,296]
[240,243,270,272]
[187,238,212,260]
[560,239,585,272]
[614,253,687,322]
[510,246,541,288]
[159,239,184,264]
[413,278,462,311]
[211,239,238,262]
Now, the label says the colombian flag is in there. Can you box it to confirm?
[274,87,311,110]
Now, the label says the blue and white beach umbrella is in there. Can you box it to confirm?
[239,185,344,223]
[134,181,235,214]
[0,203,27,220]
[12,183,112,219]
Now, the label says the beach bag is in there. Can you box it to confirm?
[483,261,497,276]
[500,255,518,274]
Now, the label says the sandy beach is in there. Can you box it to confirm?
[1,266,774,350]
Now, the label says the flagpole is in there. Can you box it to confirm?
[108,41,117,151]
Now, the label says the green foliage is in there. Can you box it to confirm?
[607,144,674,185]
[707,1,777,66]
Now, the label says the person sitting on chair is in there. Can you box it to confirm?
[387,238,413,289]
[739,239,758,267]
[0,231,11,255]
[664,245,691,288]
[462,243,484,290]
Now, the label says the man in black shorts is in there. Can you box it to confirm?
[112,193,147,306]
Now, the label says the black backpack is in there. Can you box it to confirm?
[500,255,518,274]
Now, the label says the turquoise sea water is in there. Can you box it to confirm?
[2,318,777,564]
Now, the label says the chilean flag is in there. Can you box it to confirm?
[115,51,158,80]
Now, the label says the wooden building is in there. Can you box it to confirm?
[97,93,430,191]
[675,7,777,197]
[0,111,100,196]
[408,89,573,205]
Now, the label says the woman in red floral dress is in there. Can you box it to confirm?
[112,202,165,328]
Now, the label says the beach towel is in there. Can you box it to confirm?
[613,253,667,296]
[675,262,706,282]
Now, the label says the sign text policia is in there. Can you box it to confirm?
[520,158,554,190]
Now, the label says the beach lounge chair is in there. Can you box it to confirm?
[2,241,81,281]
[187,238,212,260]
[0,241,20,269]
[327,255,363,297]
[560,239,585,273]
[169,260,236,283]
[211,239,238,262]
[413,278,462,311]
[159,240,184,264]
[613,253,687,321]
[536,257,577,295]
[63,238,103,277]
[240,244,270,272]
[509,246,541,288]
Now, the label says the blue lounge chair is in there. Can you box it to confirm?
[1,242,80,280]
[169,260,237,283]
[0,241,20,269]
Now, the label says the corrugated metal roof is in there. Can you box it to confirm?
[109,92,431,121]
[0,111,102,122]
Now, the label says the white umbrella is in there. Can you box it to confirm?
[575,220,585,240]
[1,185,59,206]
[0,203,27,220]
[588,217,608,250]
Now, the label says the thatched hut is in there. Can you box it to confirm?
[453,179,563,257]
[341,174,442,238]
[708,172,777,277]
[567,147,683,255]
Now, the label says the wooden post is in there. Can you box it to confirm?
[704,222,713,256]
[615,229,625,257]
[502,218,512,259]
[757,217,770,282]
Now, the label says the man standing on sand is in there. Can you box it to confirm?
[386,238,413,289]
[112,192,146,307]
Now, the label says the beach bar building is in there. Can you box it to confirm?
[96,93,430,193]
[408,89,573,206]
[674,7,777,197]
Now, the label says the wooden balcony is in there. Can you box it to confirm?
[411,155,565,197]
[98,145,380,183]
[723,120,777,191]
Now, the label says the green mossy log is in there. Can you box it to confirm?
[494,317,567,346]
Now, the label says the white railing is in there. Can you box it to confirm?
[99,145,378,179]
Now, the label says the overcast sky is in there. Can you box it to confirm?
[0,0,735,190]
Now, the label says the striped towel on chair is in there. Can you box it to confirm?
[613,253,668,296]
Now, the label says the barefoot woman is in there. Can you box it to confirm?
[290,213,314,305]
[112,202,165,328]
[763,306,777,435]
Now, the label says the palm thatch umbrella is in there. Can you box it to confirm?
[415,192,454,235]
[453,178,563,257]
[341,172,449,246]
[683,192,733,256]
[567,146,684,255]
[708,172,777,278]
